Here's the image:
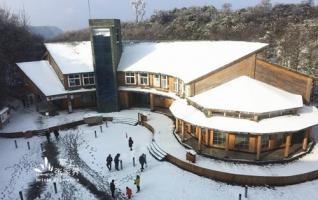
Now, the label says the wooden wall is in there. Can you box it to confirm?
[190,54,256,96]
[153,95,174,108]
[255,59,313,103]
[46,53,65,86]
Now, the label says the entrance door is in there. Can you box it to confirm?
[130,92,150,108]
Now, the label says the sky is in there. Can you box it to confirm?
[0,0,308,31]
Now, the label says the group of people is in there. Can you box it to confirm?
[45,130,59,142]
[110,175,141,199]
[129,137,147,171]
[107,136,147,199]
[106,153,121,171]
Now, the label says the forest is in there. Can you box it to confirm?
[0,7,44,105]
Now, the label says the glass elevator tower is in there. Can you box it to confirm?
[89,19,122,112]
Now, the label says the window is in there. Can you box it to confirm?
[68,74,81,87]
[82,73,95,86]
[178,80,184,95]
[139,73,149,85]
[174,79,179,92]
[261,135,269,149]
[161,75,168,89]
[276,134,285,147]
[153,74,161,87]
[125,72,136,85]
[235,134,249,150]
[185,85,191,97]
[213,130,226,145]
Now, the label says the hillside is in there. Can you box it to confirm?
[52,2,318,100]
[28,26,63,40]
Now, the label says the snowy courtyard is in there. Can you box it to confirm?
[1,105,318,200]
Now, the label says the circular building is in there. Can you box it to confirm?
[170,76,318,162]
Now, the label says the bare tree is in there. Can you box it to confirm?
[301,0,315,6]
[221,3,232,14]
[131,0,146,23]
[260,0,272,11]
[19,5,29,27]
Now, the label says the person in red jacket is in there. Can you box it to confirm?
[126,186,132,199]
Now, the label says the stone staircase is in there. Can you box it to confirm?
[148,141,168,161]
[112,117,138,126]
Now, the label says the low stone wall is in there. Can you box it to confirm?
[140,121,155,134]
[0,117,113,138]
[166,153,318,186]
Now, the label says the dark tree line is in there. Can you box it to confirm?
[0,7,44,106]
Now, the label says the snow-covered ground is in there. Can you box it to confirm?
[0,136,44,199]
[2,106,318,199]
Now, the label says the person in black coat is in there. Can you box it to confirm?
[139,153,146,171]
[45,131,51,142]
[106,154,113,171]
[110,179,115,198]
[53,130,59,141]
[128,137,133,151]
[114,153,120,171]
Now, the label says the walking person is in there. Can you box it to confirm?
[114,153,120,171]
[126,186,132,199]
[110,179,116,198]
[106,154,113,171]
[45,131,51,142]
[53,130,59,141]
[128,137,133,151]
[134,175,141,192]
[139,154,146,171]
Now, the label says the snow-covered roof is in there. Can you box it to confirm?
[17,61,96,97]
[170,99,318,134]
[45,42,93,74]
[118,41,268,83]
[189,76,303,114]
[17,61,67,96]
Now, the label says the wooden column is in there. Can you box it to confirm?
[302,128,311,151]
[268,135,276,150]
[284,134,292,158]
[195,126,199,138]
[175,118,179,133]
[188,124,192,134]
[205,128,209,145]
[198,128,202,150]
[225,133,229,151]
[256,135,262,160]
[181,120,185,142]
[248,135,257,153]
[150,93,155,111]
[209,129,214,146]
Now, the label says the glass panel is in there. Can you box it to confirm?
[235,134,249,150]
[139,73,148,85]
[213,130,226,145]
[125,72,136,84]
[68,74,81,87]
[153,74,160,87]
[161,75,168,89]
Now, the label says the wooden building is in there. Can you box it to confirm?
[16,19,318,162]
